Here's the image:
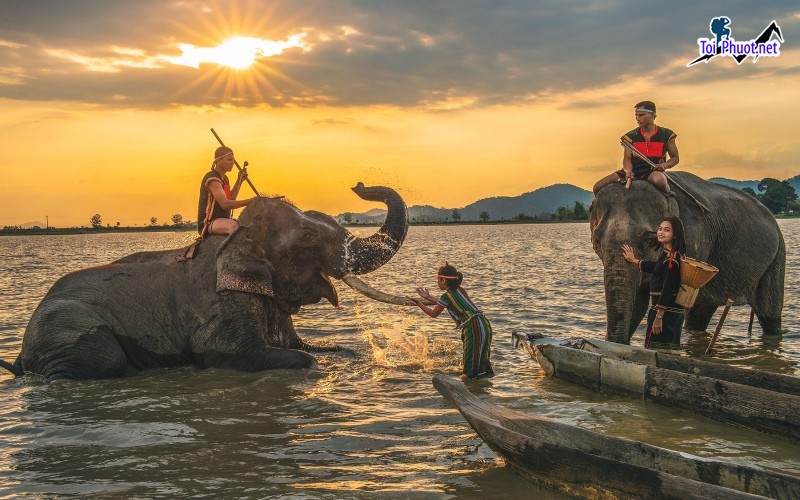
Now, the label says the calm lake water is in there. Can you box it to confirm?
[1,222,799,498]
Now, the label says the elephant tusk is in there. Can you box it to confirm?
[341,274,436,306]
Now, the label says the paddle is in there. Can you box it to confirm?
[210,128,261,197]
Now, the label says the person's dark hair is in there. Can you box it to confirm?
[438,262,463,291]
[658,216,686,255]
[634,100,656,113]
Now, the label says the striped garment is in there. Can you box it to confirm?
[438,288,493,378]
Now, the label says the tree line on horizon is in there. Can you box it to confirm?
[340,201,590,225]
[741,177,799,215]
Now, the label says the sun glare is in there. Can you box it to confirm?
[169,34,306,70]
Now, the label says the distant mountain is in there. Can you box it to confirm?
[337,184,593,223]
[460,184,593,221]
[709,178,759,191]
[21,221,47,229]
[711,175,800,193]
[338,174,799,224]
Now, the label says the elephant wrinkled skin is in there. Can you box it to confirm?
[0,183,408,381]
[590,172,785,344]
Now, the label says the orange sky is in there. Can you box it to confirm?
[1,2,798,227]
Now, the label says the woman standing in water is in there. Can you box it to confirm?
[409,263,493,378]
[622,216,687,348]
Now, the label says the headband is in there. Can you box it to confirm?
[634,107,655,114]
[437,274,458,280]
[214,151,233,162]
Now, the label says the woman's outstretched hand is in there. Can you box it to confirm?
[621,244,638,264]
[416,287,435,302]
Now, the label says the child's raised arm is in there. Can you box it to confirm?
[407,294,445,318]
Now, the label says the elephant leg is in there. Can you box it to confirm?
[627,289,650,343]
[22,302,129,381]
[196,346,317,371]
[33,325,128,381]
[46,326,129,381]
[751,245,785,336]
[685,302,717,332]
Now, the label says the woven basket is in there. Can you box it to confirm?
[675,257,719,308]
[680,257,719,288]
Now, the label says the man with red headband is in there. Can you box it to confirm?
[197,146,254,236]
[593,101,680,194]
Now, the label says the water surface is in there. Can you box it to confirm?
[1,222,798,498]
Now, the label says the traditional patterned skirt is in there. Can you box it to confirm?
[645,306,684,349]
[460,313,493,378]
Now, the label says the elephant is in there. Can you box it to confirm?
[0,183,408,381]
[590,171,785,344]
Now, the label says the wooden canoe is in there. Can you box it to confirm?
[578,337,800,397]
[512,332,800,441]
[433,374,800,499]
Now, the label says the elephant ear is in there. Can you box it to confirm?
[666,193,680,218]
[215,226,275,296]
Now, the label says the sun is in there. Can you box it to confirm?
[169,35,306,70]
[211,37,259,69]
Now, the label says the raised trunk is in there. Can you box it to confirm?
[338,183,408,275]
[603,259,640,344]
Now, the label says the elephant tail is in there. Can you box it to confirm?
[0,357,23,377]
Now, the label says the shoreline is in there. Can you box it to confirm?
[3,214,797,236]
[1,219,590,236]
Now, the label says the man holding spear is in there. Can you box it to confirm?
[197,145,255,237]
[593,100,680,194]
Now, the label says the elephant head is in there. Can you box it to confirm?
[216,183,408,314]
[590,181,680,343]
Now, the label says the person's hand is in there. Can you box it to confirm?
[654,163,666,172]
[416,287,434,301]
[651,316,663,334]
[621,244,638,264]
[237,168,249,181]
[406,296,422,306]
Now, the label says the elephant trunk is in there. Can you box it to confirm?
[603,257,640,344]
[339,183,408,275]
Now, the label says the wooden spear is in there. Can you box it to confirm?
[705,298,734,355]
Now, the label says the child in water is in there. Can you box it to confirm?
[408,263,493,378]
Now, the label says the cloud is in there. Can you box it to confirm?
[0,0,798,109]
[694,148,784,171]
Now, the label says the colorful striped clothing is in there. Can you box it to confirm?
[438,288,493,378]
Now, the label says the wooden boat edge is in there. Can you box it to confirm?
[432,374,797,499]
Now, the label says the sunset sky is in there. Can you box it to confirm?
[1,1,798,227]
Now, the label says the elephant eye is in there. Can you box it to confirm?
[299,229,316,244]
[640,230,657,249]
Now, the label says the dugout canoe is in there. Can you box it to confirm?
[512,332,800,441]
[433,374,800,499]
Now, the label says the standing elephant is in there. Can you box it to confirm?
[0,183,407,381]
[590,172,785,344]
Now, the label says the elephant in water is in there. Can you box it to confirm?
[590,172,785,344]
[0,183,408,381]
